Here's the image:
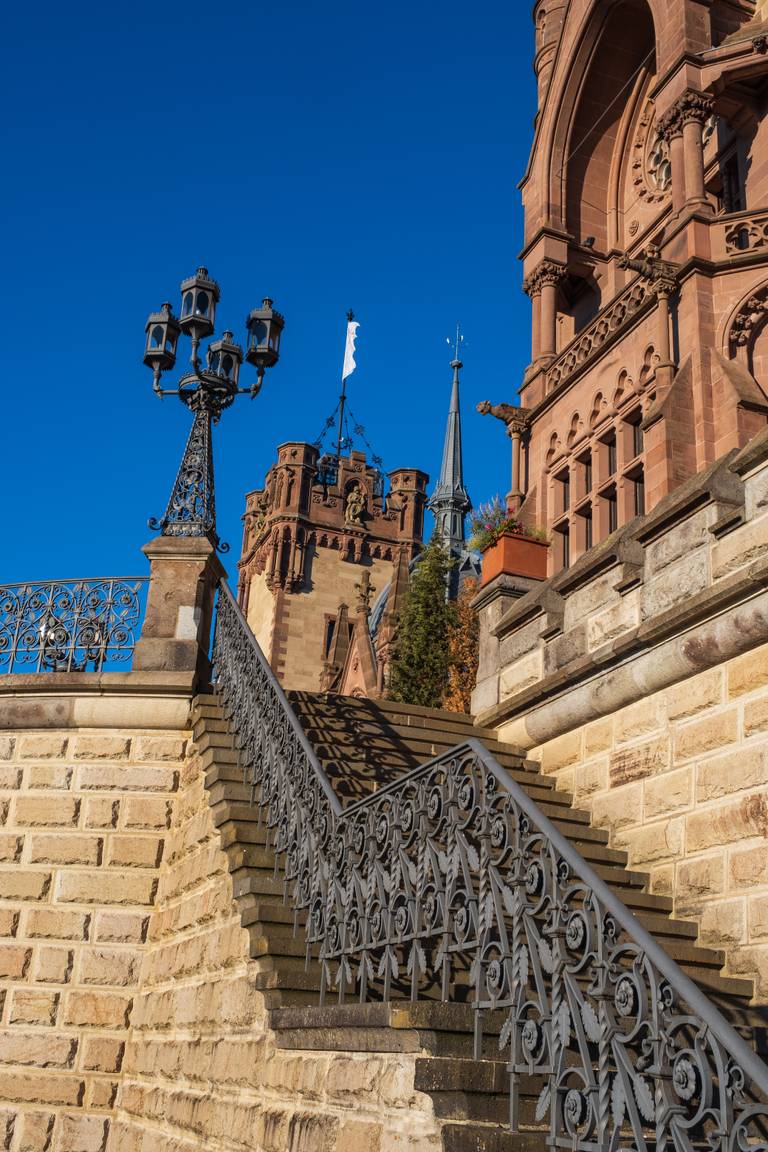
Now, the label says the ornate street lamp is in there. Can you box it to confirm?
[143,268,284,550]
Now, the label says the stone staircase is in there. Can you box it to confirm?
[194,690,767,1151]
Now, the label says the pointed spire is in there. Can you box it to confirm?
[428,328,471,555]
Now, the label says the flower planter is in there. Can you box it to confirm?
[480,530,549,586]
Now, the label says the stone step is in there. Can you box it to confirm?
[440,1121,546,1151]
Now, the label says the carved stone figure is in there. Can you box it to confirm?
[344,483,366,527]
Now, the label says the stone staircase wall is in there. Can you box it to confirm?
[113,717,444,1152]
[526,643,768,1000]
[0,725,183,1152]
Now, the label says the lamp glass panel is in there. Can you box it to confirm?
[182,292,193,317]
[150,325,164,348]
[195,291,209,317]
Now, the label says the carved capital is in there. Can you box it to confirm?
[657,89,714,138]
[523,259,566,296]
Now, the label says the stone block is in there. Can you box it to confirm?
[0,768,22,790]
[686,793,768,852]
[0,912,18,938]
[106,835,163,870]
[336,1120,382,1152]
[77,765,176,793]
[749,894,768,940]
[80,948,140,988]
[499,649,543,700]
[674,709,739,762]
[59,1114,108,1152]
[729,843,768,889]
[73,735,131,761]
[0,1111,12,1152]
[618,819,684,865]
[80,1036,124,1073]
[56,871,157,907]
[0,835,23,863]
[642,549,708,616]
[699,899,746,946]
[744,695,768,737]
[135,736,187,763]
[34,947,74,984]
[666,669,723,721]
[17,1112,54,1152]
[588,596,638,650]
[28,834,103,866]
[0,738,15,762]
[584,718,612,757]
[122,797,172,830]
[0,1031,77,1068]
[93,911,148,945]
[539,730,582,773]
[574,759,608,800]
[18,736,68,760]
[649,865,674,897]
[591,784,643,834]
[86,1079,117,1109]
[0,947,30,979]
[644,512,708,575]
[712,513,768,578]
[0,1072,82,1108]
[728,646,768,699]
[26,909,90,941]
[696,747,768,801]
[8,990,59,1026]
[14,796,80,827]
[83,799,119,829]
[0,871,51,901]
[609,736,668,785]
[676,853,725,901]
[26,764,73,790]
[614,699,665,744]
[63,990,133,1029]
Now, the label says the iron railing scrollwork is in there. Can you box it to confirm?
[213,581,768,1151]
[0,578,147,674]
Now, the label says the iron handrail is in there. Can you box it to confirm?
[212,578,768,1148]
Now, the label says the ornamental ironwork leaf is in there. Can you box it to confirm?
[581,1001,601,1044]
[633,1074,655,1123]
[499,1016,513,1051]
[611,1075,626,1127]
[518,944,529,987]
[407,859,417,885]
[466,843,480,872]
[438,850,449,873]
[502,883,515,917]
[538,939,555,974]
[557,1001,571,1049]
[535,1084,551,1123]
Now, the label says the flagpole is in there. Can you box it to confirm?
[336,309,354,460]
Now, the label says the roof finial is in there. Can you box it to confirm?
[449,322,464,367]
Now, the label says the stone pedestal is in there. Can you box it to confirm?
[133,536,226,689]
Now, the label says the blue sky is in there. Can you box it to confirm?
[2,1,536,583]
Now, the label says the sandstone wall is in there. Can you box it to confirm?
[113,734,442,1152]
[474,432,768,999]
[0,724,182,1152]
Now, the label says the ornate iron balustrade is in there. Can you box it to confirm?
[212,582,768,1151]
[545,278,654,394]
[0,578,147,674]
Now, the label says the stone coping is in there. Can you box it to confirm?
[0,670,200,730]
[476,553,768,736]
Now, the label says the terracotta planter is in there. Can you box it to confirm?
[480,531,549,586]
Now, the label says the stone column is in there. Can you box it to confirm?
[666,123,686,214]
[661,90,714,214]
[523,273,542,363]
[655,280,675,369]
[507,419,529,513]
[133,535,226,689]
[537,261,566,360]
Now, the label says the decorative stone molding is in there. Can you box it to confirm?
[728,285,768,349]
[723,212,768,255]
[632,101,671,204]
[523,259,567,297]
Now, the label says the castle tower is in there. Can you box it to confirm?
[237,443,427,690]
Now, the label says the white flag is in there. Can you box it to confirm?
[342,318,360,381]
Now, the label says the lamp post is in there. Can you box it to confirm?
[143,268,284,551]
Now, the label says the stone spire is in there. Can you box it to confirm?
[428,343,471,555]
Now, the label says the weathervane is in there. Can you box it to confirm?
[447,322,465,365]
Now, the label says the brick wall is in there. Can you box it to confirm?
[0,727,182,1152]
[531,644,768,998]
[113,738,442,1151]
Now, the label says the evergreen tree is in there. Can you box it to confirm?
[388,537,454,707]
[444,577,480,714]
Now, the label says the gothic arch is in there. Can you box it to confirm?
[723,280,768,383]
[546,0,658,251]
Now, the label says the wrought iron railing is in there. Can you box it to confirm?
[212,581,768,1150]
[0,578,148,674]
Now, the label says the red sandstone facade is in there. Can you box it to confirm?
[486,0,768,575]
